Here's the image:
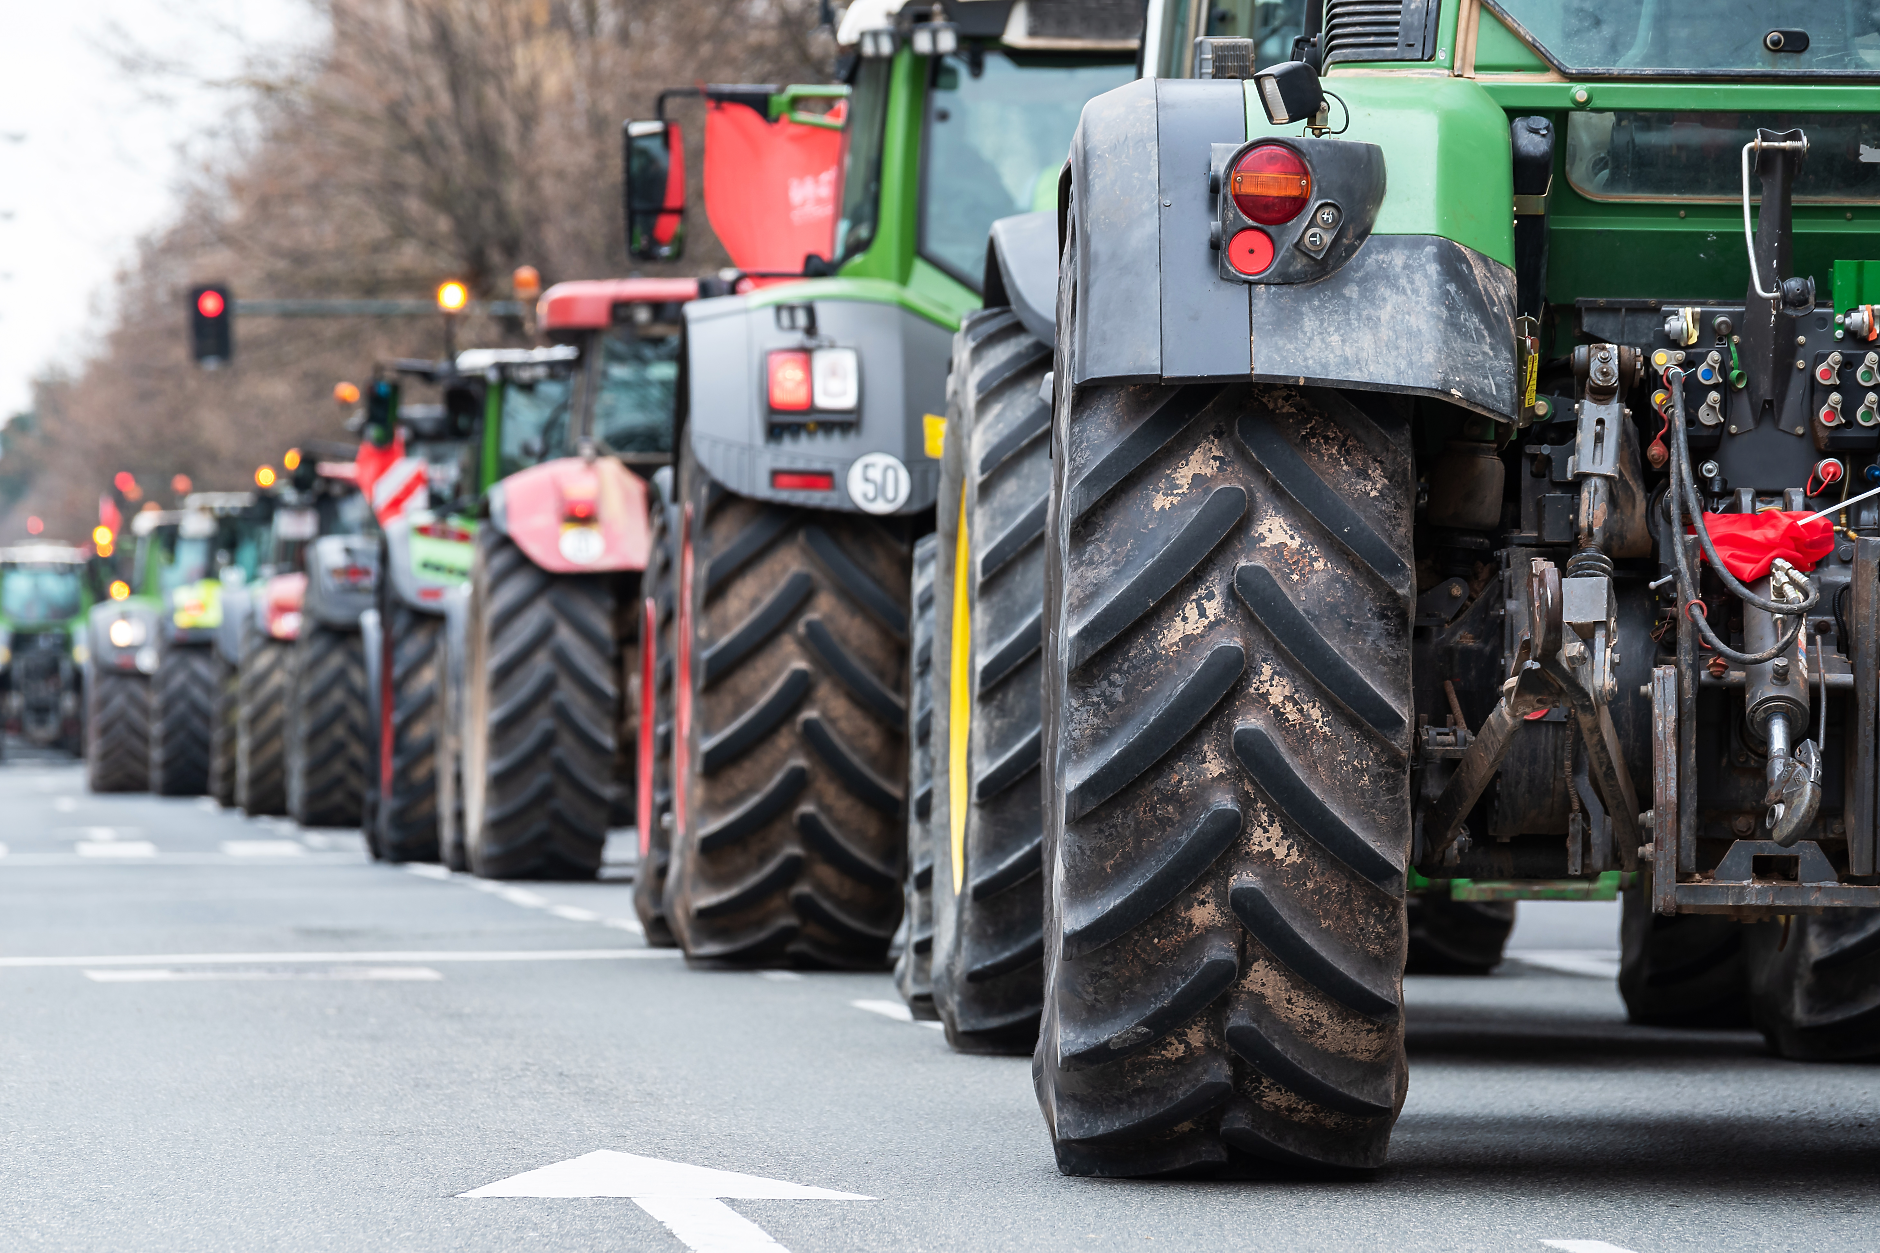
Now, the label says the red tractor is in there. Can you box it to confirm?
[435,277,706,879]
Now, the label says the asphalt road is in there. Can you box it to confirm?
[1,756,1876,1252]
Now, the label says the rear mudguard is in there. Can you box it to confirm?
[382,515,474,614]
[486,456,649,574]
[1063,76,1517,419]
[303,536,377,631]
[87,599,161,676]
[682,283,953,514]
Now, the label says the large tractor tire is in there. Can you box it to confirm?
[1618,877,1750,1027]
[86,671,152,793]
[1038,368,1414,1177]
[1405,892,1515,975]
[932,309,1051,1052]
[665,439,909,967]
[1743,910,1880,1058]
[149,644,217,796]
[462,529,624,879]
[376,604,443,862]
[286,624,368,828]
[635,485,682,944]
[895,534,940,1017]
[237,633,292,815]
[207,658,239,806]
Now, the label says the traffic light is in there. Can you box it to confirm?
[191,283,233,366]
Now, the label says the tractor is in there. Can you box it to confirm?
[230,455,374,823]
[1026,0,1880,1179]
[626,3,1142,997]
[0,542,94,756]
[85,494,258,793]
[425,276,702,879]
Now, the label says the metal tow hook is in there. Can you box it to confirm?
[1766,731,1822,847]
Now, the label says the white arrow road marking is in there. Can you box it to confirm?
[1542,1241,1640,1253]
[1508,950,1621,979]
[460,1149,872,1253]
[852,999,945,1029]
[220,840,306,857]
[85,966,441,982]
[0,948,680,969]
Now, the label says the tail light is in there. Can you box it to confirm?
[1231,144,1311,225]
[767,351,813,411]
[772,470,834,492]
[562,474,600,521]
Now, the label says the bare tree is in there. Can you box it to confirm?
[6,0,832,541]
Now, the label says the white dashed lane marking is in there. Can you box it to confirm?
[852,999,944,1030]
[1542,1241,1640,1253]
[76,841,158,858]
[219,840,306,857]
[0,948,678,969]
[85,966,442,982]
[1507,950,1622,980]
[403,863,645,934]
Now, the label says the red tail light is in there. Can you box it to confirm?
[1231,144,1311,225]
[772,470,834,492]
[565,497,597,521]
[767,351,813,411]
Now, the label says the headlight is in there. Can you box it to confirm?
[107,617,145,649]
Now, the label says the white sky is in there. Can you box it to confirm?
[0,0,323,417]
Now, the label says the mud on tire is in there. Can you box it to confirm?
[932,309,1052,1052]
[149,644,217,796]
[896,534,940,1016]
[1406,891,1515,976]
[377,604,443,862]
[87,670,151,793]
[635,479,681,944]
[665,438,909,967]
[1038,373,1414,1178]
[462,528,626,880]
[286,623,368,827]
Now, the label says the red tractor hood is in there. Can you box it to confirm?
[490,457,651,575]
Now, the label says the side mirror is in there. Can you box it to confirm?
[624,119,687,261]
[1253,60,1324,127]
[365,379,400,449]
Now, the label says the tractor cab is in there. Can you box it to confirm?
[0,542,93,753]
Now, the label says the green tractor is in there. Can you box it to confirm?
[0,542,94,756]
[1025,0,1880,1177]
[627,0,1139,981]
[85,494,261,793]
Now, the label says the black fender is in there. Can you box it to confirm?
[1062,78,1517,421]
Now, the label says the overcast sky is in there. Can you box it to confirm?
[0,0,322,418]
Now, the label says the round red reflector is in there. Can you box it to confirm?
[1226,229,1276,276]
[1230,144,1311,226]
[196,289,225,318]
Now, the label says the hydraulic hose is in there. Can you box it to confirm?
[1663,366,1809,664]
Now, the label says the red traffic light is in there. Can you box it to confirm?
[196,289,226,318]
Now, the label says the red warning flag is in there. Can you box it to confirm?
[1693,510,1836,582]
[703,101,843,277]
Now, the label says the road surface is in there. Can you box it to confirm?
[1,759,1874,1251]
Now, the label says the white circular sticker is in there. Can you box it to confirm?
[845,452,911,516]
[558,525,605,565]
